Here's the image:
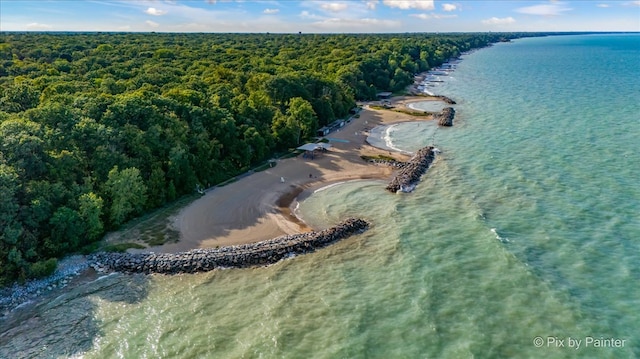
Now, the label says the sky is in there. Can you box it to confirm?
[1,0,639,33]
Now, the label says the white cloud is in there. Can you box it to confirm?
[596,4,610,7]
[302,0,372,18]
[625,1,640,6]
[145,7,168,16]
[365,0,378,10]
[482,17,516,25]
[515,3,572,16]
[321,3,348,12]
[411,13,457,20]
[263,8,279,14]
[145,20,160,28]
[442,3,457,12]
[26,22,52,30]
[383,0,434,10]
[300,10,324,20]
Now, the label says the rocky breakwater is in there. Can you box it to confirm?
[89,218,369,274]
[386,146,437,193]
[435,107,455,127]
[434,95,456,105]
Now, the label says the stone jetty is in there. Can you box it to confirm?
[89,218,369,274]
[434,95,456,105]
[435,107,455,127]
[385,146,437,193]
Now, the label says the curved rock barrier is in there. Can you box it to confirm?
[434,95,456,105]
[386,146,437,193]
[89,218,369,274]
[435,107,455,127]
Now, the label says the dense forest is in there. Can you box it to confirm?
[0,31,523,285]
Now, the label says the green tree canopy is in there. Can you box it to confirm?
[105,166,147,227]
[0,31,531,286]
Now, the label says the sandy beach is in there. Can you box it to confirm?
[1,96,440,316]
[150,96,444,253]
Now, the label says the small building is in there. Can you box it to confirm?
[297,143,332,152]
[297,143,332,159]
[329,119,345,129]
[317,126,331,137]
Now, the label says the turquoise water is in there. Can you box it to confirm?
[366,121,439,154]
[408,100,449,113]
[2,34,639,358]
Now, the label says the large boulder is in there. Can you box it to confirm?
[435,107,455,127]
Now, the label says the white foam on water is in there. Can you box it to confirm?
[383,124,398,150]
[94,272,118,282]
[383,124,413,154]
[398,184,416,193]
[491,228,509,242]
[314,181,347,193]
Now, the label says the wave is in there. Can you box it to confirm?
[314,181,348,194]
[383,125,414,154]
[491,228,510,243]
[94,272,119,282]
[383,124,400,152]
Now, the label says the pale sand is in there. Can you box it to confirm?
[150,96,439,253]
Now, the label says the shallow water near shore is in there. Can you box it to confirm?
[2,34,639,358]
[367,121,438,154]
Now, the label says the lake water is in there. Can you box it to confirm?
[2,34,639,358]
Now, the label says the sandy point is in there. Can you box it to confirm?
[148,96,438,252]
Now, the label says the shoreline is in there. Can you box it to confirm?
[90,218,370,274]
[135,95,439,252]
[0,93,445,316]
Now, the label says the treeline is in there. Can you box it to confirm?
[0,32,520,285]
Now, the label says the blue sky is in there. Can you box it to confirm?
[1,0,639,32]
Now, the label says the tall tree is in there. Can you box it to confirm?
[105,166,147,227]
[78,192,104,243]
[286,97,317,145]
[48,206,83,255]
[0,164,24,283]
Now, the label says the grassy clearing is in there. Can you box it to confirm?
[370,104,433,117]
[102,194,199,249]
[361,154,401,162]
[102,243,146,252]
